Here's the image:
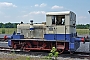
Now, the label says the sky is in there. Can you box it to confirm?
[0,0,90,24]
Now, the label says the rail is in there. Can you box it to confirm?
[0,46,89,59]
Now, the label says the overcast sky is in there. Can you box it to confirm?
[0,0,90,24]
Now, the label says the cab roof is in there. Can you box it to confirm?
[46,11,74,15]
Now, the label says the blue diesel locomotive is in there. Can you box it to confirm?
[7,11,90,54]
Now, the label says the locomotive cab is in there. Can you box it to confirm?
[44,11,79,53]
[44,11,76,41]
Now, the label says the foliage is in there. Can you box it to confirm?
[76,24,90,29]
[45,47,59,60]
[2,29,5,34]
[26,56,30,60]
[0,22,18,28]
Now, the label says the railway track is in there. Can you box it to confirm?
[0,46,89,60]
[59,52,90,59]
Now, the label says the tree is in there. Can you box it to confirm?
[0,22,4,28]
[2,29,5,34]
[76,24,90,29]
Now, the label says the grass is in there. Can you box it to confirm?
[76,29,90,35]
[0,57,49,60]
[0,28,17,34]
[0,28,90,35]
[0,53,48,60]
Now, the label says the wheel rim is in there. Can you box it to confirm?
[58,49,64,54]
[70,51,74,54]
[24,43,32,52]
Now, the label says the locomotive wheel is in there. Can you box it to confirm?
[13,44,17,49]
[58,49,64,54]
[70,51,74,54]
[25,49,30,52]
[23,43,32,52]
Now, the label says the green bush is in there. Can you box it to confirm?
[2,29,5,34]
[45,47,59,60]
[26,56,30,60]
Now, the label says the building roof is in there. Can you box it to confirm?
[46,11,73,15]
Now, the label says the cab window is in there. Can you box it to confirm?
[52,16,55,25]
[56,15,65,25]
